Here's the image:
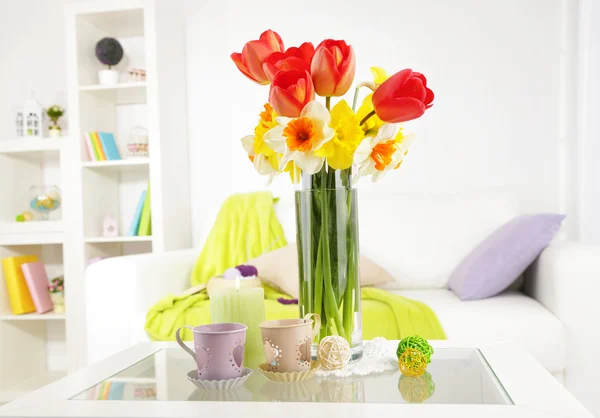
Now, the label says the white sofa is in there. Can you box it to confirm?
[85,189,600,416]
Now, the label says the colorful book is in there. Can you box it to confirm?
[1,255,38,315]
[128,190,147,236]
[92,132,107,160]
[137,183,152,236]
[21,262,54,314]
[98,132,122,160]
[86,133,101,161]
[83,133,96,161]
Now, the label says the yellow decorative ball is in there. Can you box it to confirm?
[398,348,427,377]
[398,372,435,403]
[317,336,351,370]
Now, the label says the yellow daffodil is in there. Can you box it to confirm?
[356,93,384,137]
[264,101,335,175]
[315,100,364,170]
[241,103,281,184]
[284,161,301,184]
[370,66,389,85]
[353,123,415,183]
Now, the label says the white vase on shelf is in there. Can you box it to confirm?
[50,292,65,313]
[49,126,61,138]
[98,69,119,85]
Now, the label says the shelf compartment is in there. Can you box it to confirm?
[0,138,63,155]
[0,222,64,246]
[79,82,147,105]
[0,312,65,321]
[76,7,144,38]
[84,236,152,243]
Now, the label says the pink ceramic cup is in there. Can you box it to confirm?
[260,313,321,373]
[176,323,247,381]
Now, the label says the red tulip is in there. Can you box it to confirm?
[372,69,434,123]
[269,70,315,117]
[231,30,285,85]
[310,39,355,97]
[263,42,314,81]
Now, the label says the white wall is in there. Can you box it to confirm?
[579,0,600,245]
[0,0,579,247]
[184,0,572,247]
[0,0,69,133]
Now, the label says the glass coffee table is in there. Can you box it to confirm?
[0,341,591,417]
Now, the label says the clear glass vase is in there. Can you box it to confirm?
[295,167,363,361]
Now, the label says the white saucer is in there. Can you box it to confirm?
[186,368,253,390]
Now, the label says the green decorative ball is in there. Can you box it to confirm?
[397,335,434,364]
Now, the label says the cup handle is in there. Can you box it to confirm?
[175,325,196,360]
[304,313,321,340]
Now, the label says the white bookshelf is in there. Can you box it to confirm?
[63,0,190,378]
[0,0,190,403]
[0,112,66,404]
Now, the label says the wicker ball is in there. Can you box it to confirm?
[398,372,435,403]
[398,348,427,377]
[317,336,351,370]
[396,335,434,364]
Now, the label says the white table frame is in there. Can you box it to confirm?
[0,340,592,418]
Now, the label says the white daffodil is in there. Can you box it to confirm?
[264,101,335,175]
[353,123,415,183]
[241,134,280,185]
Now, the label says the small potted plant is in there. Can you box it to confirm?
[48,276,65,313]
[95,37,124,85]
[46,105,65,138]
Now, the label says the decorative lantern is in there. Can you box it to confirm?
[103,214,118,237]
[23,89,44,137]
[127,126,149,158]
[14,107,24,137]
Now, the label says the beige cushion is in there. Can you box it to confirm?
[249,244,394,298]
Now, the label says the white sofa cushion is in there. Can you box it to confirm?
[393,289,565,374]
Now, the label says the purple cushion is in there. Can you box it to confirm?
[448,214,565,300]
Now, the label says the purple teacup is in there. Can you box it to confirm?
[176,323,247,381]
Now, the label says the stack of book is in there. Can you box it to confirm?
[1,256,54,315]
[83,132,122,161]
[129,184,152,236]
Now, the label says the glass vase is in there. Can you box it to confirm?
[29,185,61,221]
[295,167,363,361]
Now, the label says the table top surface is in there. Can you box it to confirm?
[0,340,592,418]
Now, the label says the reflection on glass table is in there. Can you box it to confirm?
[71,348,512,405]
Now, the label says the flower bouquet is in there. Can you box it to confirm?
[232,30,434,359]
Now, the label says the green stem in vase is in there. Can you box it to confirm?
[342,184,356,343]
[319,166,347,341]
[313,226,323,323]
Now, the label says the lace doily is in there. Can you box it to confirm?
[315,337,397,378]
